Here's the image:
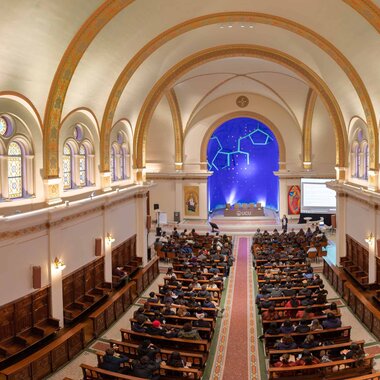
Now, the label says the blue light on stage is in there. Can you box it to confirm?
[207,117,279,211]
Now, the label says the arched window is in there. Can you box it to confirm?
[111,144,117,182]
[120,147,126,180]
[355,144,360,178]
[79,145,87,187]
[364,143,369,180]
[63,143,73,190]
[8,142,23,198]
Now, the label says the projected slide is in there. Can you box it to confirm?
[301,178,336,213]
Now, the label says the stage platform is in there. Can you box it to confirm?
[176,208,300,234]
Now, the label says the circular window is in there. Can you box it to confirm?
[74,124,83,141]
[0,115,14,137]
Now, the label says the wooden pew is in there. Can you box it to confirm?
[120,329,210,352]
[268,340,365,365]
[108,339,207,368]
[264,326,351,353]
[95,351,202,379]
[267,354,374,380]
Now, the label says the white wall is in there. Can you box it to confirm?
[0,185,148,311]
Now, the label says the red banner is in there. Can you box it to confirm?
[288,185,301,215]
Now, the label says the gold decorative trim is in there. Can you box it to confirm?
[302,89,317,167]
[342,0,380,33]
[166,89,183,165]
[43,0,135,178]
[99,11,377,173]
[199,111,286,168]
[0,222,49,241]
[134,45,347,170]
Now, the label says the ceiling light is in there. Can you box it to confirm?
[249,25,254,29]
[241,25,245,28]
[228,25,233,28]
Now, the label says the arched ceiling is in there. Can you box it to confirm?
[1,0,379,172]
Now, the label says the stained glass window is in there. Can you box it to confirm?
[355,145,360,178]
[364,144,369,180]
[79,145,87,187]
[63,144,72,189]
[0,117,7,136]
[120,148,126,180]
[111,146,116,181]
[8,142,23,198]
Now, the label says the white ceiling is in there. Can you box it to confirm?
[0,0,379,138]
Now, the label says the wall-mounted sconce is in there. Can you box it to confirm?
[106,233,115,244]
[365,233,374,244]
[65,200,70,207]
[53,257,66,270]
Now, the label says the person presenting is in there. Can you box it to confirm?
[281,214,288,232]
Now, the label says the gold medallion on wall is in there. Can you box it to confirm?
[236,95,249,108]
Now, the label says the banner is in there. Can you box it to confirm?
[184,186,199,217]
[288,185,301,215]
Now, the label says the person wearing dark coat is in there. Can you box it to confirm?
[99,348,130,374]
[137,340,160,361]
[132,355,160,379]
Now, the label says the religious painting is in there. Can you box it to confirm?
[288,185,301,215]
[184,186,199,216]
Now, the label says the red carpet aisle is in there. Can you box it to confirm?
[210,237,258,380]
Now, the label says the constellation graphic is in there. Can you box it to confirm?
[207,127,273,171]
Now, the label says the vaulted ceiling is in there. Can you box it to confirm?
[1,0,379,157]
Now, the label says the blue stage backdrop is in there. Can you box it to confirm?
[207,117,279,212]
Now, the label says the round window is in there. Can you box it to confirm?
[0,115,14,137]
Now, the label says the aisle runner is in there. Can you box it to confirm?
[210,237,257,380]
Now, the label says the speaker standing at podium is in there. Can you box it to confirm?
[281,214,288,233]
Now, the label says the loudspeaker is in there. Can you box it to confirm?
[174,211,180,223]
[95,238,102,256]
[146,215,152,230]
[156,226,162,236]
[147,247,152,261]
[153,203,159,210]
[32,266,41,289]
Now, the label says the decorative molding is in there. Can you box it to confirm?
[134,45,347,170]
[43,0,135,178]
[146,172,211,181]
[166,89,183,165]
[342,0,380,33]
[99,11,377,173]
[236,95,249,108]
[302,88,318,168]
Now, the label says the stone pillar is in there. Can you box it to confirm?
[25,155,34,196]
[368,170,379,191]
[335,193,346,265]
[175,180,183,222]
[135,192,148,265]
[335,166,347,182]
[135,168,146,184]
[100,171,112,192]
[0,155,8,198]
[44,177,62,205]
[278,178,288,218]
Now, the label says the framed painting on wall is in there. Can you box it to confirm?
[184,186,199,217]
[288,185,301,215]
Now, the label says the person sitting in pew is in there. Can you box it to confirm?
[259,294,275,310]
[198,285,211,298]
[177,323,201,340]
[132,355,161,380]
[176,305,191,317]
[266,322,280,335]
[296,350,320,365]
[323,302,339,316]
[100,348,131,375]
[146,320,178,338]
[162,303,176,316]
[311,274,323,286]
[310,318,323,331]
[134,307,147,321]
[282,284,297,297]
[296,307,315,319]
[262,306,280,321]
[270,285,284,298]
[279,320,295,334]
[299,334,319,349]
[165,351,188,377]
[137,340,161,361]
[301,296,315,306]
[295,319,311,333]
[132,315,148,333]
[275,335,298,350]
[285,296,300,318]
[186,296,200,309]
[322,313,342,329]
[163,291,175,305]
[166,268,177,279]
[340,343,365,363]
[203,296,217,309]
[173,284,185,297]
[273,353,297,367]
[193,309,211,329]
[147,292,160,308]
[298,283,312,297]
